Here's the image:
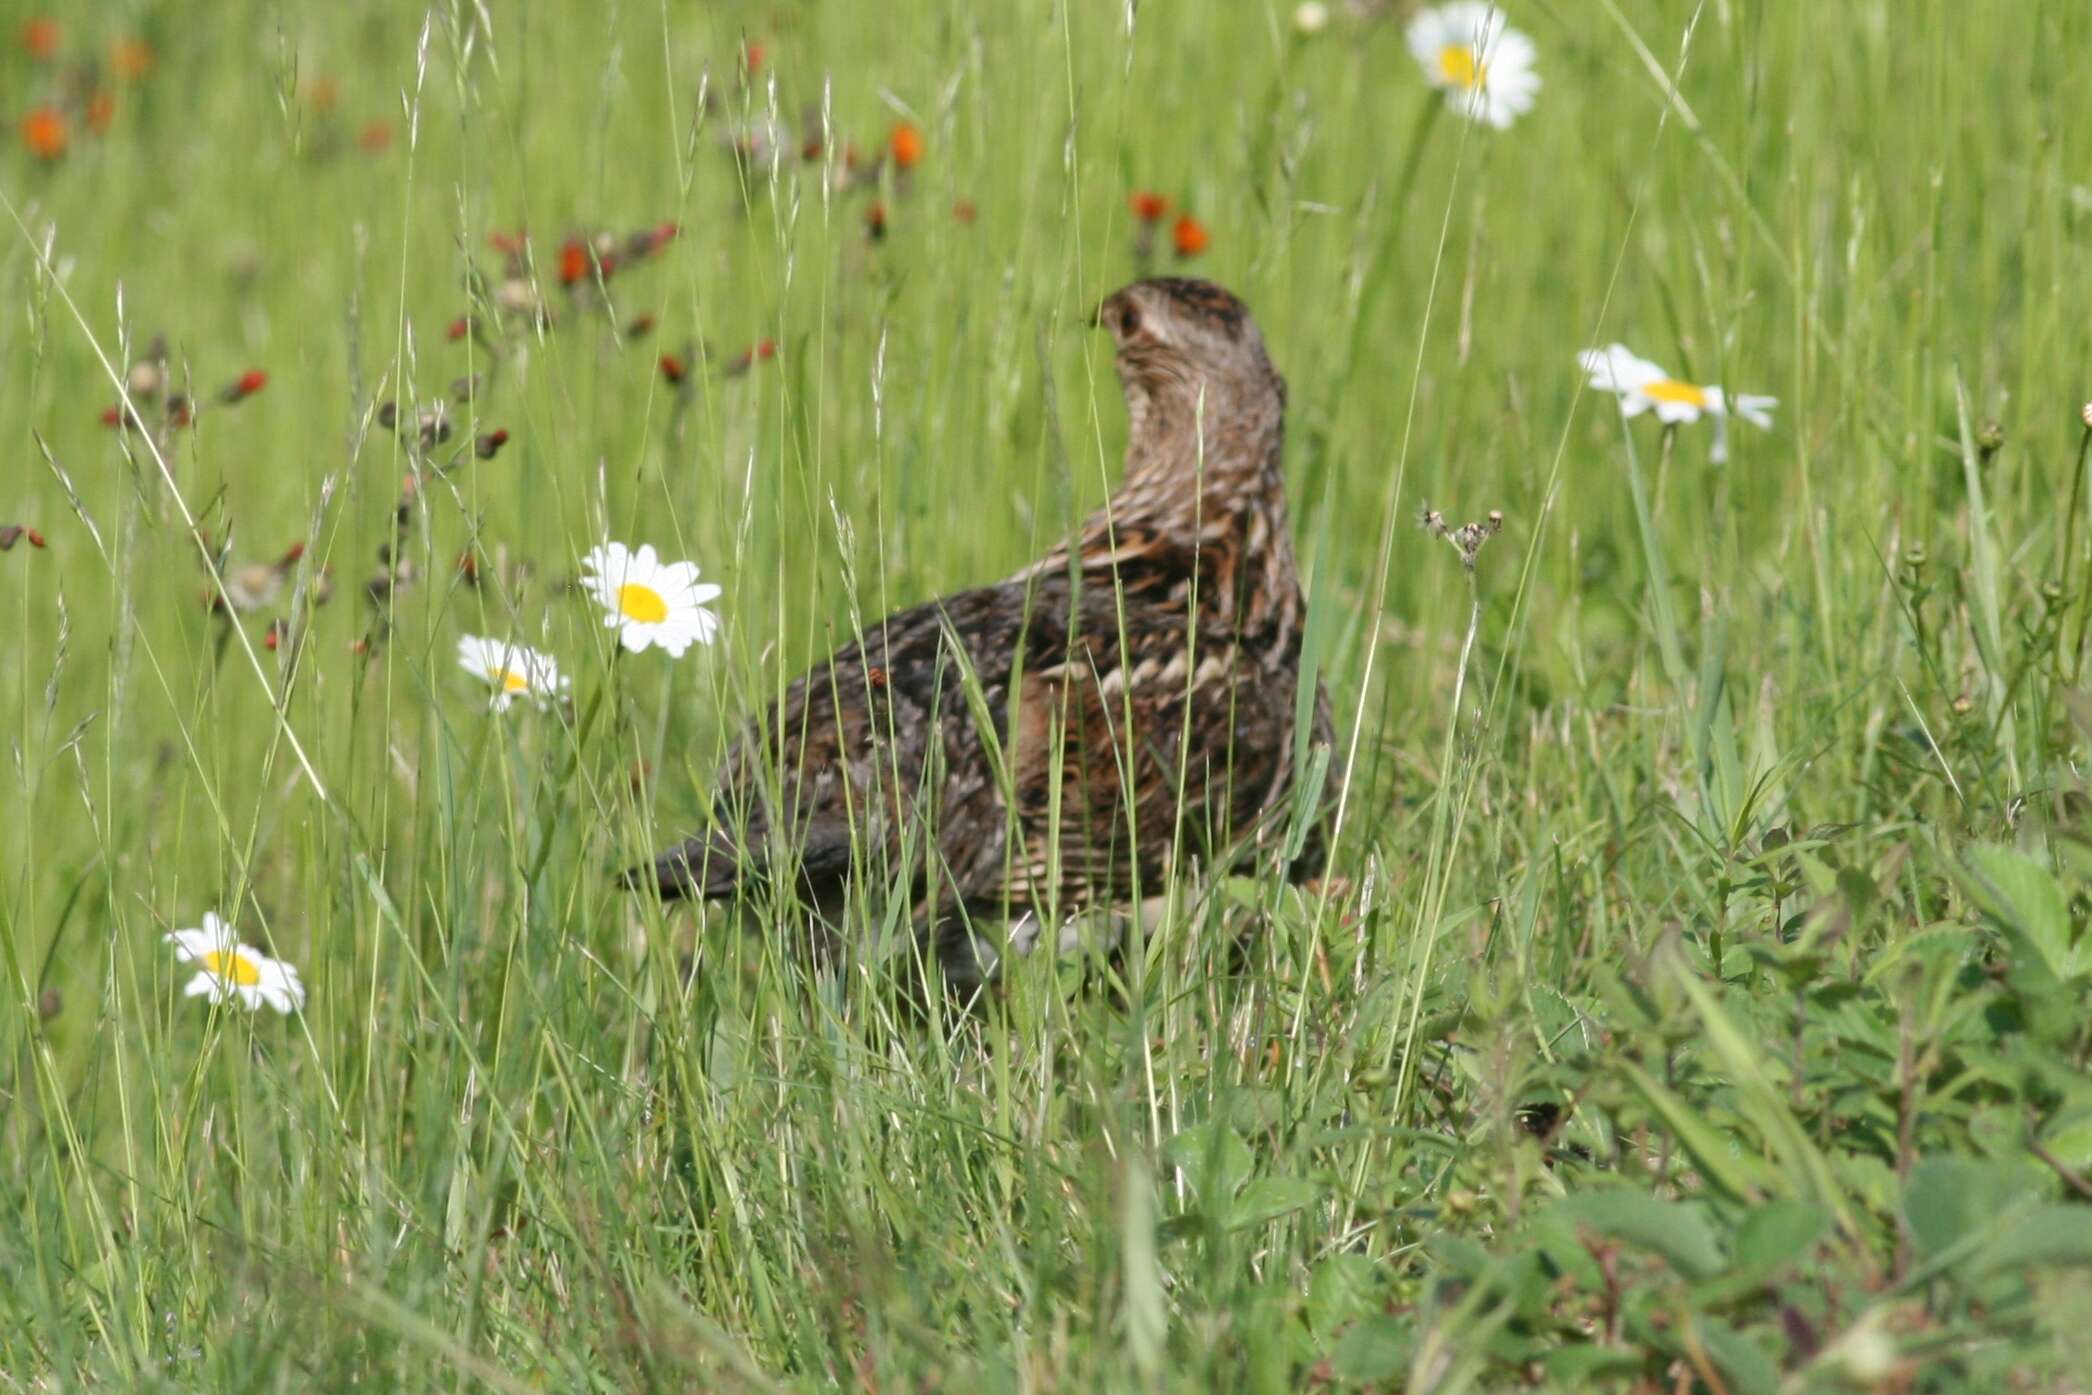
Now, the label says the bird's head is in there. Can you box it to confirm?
[1094,277,1286,475]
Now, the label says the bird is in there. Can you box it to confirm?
[634,277,1334,990]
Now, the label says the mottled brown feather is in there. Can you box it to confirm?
[638,277,1335,983]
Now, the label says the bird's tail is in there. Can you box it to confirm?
[622,828,749,900]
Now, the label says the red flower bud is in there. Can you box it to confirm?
[221,370,268,404]
[659,353,686,384]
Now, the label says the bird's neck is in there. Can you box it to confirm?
[1026,381,1304,650]
[1107,375,1287,540]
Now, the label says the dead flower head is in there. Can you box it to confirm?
[1419,504,1504,571]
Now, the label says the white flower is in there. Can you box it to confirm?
[166,913,305,1014]
[579,541,722,657]
[1406,4,1540,130]
[455,635,568,712]
[1293,2,1330,35]
[1577,343,1777,463]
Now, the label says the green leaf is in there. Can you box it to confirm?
[1229,1176,1318,1229]
[1619,1060,1778,1202]
[1547,1192,1727,1280]
[1306,1255,1381,1338]
[1163,1123,1251,1206]
[1329,1316,1410,1385]
[1963,845,2080,980]
[1732,1201,1830,1272]
[1975,1207,2092,1275]
[1695,1318,1781,1395]
[1541,1346,1647,1382]
[1903,1157,2044,1259]
[2040,1107,2092,1172]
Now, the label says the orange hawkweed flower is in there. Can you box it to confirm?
[866,202,888,240]
[20,17,59,61]
[658,353,687,384]
[111,38,154,80]
[889,122,924,171]
[1129,191,1169,223]
[85,91,114,135]
[221,370,268,404]
[21,106,67,160]
[357,119,392,153]
[559,239,589,286]
[1171,213,1209,258]
[952,199,977,225]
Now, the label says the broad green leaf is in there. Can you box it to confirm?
[1975,1207,2092,1275]
[1541,1347,1646,1382]
[1229,1177,1318,1229]
[1964,845,2079,980]
[2040,1108,2092,1172]
[1903,1157,2043,1259]
[1547,1192,1727,1280]
[1619,1060,1779,1202]
[1732,1200,1830,1272]
[1695,1318,1781,1395]
[1330,1315,1410,1384]
[1163,1123,1251,1206]
[1305,1255,1381,1338]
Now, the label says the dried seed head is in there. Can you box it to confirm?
[1422,504,1505,570]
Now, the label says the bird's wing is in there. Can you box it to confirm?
[641,581,1045,905]
[951,568,1304,914]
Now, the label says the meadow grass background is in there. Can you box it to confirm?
[5,0,2092,1389]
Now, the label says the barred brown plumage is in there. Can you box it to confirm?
[632,277,1334,988]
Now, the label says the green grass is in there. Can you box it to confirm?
[5,0,2092,1389]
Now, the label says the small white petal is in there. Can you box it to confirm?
[1651,398,1703,425]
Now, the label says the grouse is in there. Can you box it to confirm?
[636,277,1334,987]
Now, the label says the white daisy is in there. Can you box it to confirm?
[1577,343,1778,463]
[579,541,722,658]
[455,635,569,712]
[166,913,305,1014]
[1406,4,1541,130]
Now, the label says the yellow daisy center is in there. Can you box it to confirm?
[617,583,669,624]
[202,949,262,986]
[1644,379,1711,409]
[1438,44,1487,90]
[496,668,530,693]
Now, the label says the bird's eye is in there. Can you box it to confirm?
[1117,303,1142,338]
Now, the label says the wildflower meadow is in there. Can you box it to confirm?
[4,2,2092,1389]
